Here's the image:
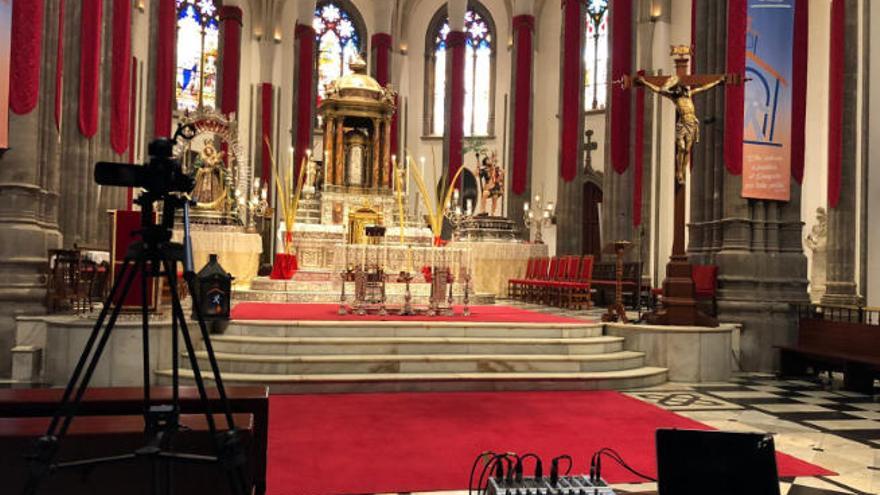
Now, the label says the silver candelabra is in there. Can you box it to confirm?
[522,194,556,244]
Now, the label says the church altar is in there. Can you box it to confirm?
[172,225,262,285]
[449,240,548,296]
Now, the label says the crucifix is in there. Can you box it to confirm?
[622,45,741,327]
[584,129,598,173]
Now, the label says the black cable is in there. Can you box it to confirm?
[469,451,495,495]
[591,448,657,483]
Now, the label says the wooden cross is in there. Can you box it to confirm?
[584,129,598,172]
[623,45,741,327]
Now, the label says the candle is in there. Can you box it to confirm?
[466,199,473,215]
[534,195,541,203]
[453,189,460,200]
[523,202,530,211]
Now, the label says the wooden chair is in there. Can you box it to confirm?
[562,255,595,310]
[525,257,555,303]
[508,257,537,299]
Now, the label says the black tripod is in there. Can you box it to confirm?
[24,139,248,495]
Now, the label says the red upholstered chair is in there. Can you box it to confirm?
[536,256,571,305]
[692,264,719,316]
[508,257,537,299]
[563,255,595,310]
[527,256,558,303]
[548,256,582,307]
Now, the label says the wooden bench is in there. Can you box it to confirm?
[0,413,254,494]
[0,386,268,494]
[778,318,880,394]
[592,261,646,309]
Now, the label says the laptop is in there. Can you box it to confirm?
[656,429,781,495]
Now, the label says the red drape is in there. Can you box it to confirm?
[827,0,845,208]
[691,0,697,53]
[127,56,138,210]
[633,70,645,227]
[78,0,102,138]
[791,0,808,185]
[371,33,392,86]
[446,31,467,185]
[261,82,274,197]
[110,0,132,154]
[294,23,315,181]
[220,6,243,116]
[723,0,747,176]
[154,0,175,138]
[559,0,582,182]
[371,33,397,161]
[9,0,44,115]
[610,0,632,175]
[511,15,534,196]
[54,0,64,130]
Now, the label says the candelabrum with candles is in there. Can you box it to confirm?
[246,178,273,233]
[522,195,556,244]
[442,189,473,241]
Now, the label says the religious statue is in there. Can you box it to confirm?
[636,73,734,185]
[478,151,504,216]
[192,140,227,209]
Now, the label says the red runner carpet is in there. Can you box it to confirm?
[267,391,832,494]
[232,303,585,324]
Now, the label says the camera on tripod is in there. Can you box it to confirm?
[95,138,195,197]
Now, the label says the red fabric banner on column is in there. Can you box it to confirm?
[54,0,64,130]
[294,23,316,181]
[691,0,697,54]
[261,82,273,197]
[511,15,534,196]
[610,0,633,175]
[127,56,138,210]
[633,71,645,227]
[371,33,397,159]
[559,0,582,182]
[723,0,747,176]
[220,6,243,116]
[371,33,392,86]
[154,0,175,138]
[78,0,102,138]
[827,0,845,208]
[9,0,44,115]
[790,0,808,184]
[446,30,467,184]
[110,0,132,154]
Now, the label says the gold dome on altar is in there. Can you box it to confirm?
[334,56,383,95]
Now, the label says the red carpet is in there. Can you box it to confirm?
[232,303,586,324]
[267,391,833,494]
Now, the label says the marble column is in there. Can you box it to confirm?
[0,1,63,375]
[821,0,861,306]
[507,1,535,231]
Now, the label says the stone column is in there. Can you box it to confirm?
[0,0,63,375]
[690,0,809,371]
[555,0,586,255]
[507,0,535,230]
[292,0,317,180]
[821,0,861,306]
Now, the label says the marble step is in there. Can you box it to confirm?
[156,366,669,393]
[190,350,646,375]
[209,334,625,356]
[222,322,604,339]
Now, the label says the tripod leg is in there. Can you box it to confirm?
[142,257,152,420]
[57,258,144,438]
[44,259,137,435]
[163,261,248,495]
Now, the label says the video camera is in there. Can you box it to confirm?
[94,136,194,197]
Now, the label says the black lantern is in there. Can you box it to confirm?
[195,254,233,331]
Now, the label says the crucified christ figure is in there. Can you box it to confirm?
[636,73,731,185]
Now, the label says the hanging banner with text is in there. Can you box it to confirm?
[0,0,11,149]
[741,0,794,201]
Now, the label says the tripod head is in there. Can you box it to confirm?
[94,124,198,271]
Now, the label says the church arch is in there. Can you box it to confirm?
[422,1,497,138]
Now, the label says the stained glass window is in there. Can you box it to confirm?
[585,0,609,111]
[429,8,494,136]
[176,0,219,112]
[314,2,363,102]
